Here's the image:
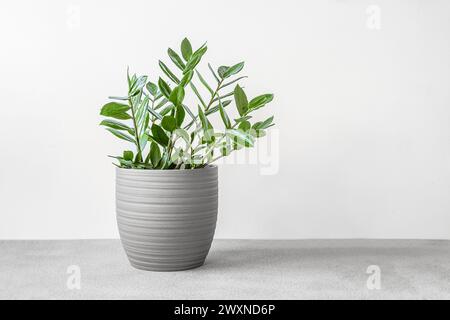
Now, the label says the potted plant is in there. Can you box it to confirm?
[99,38,275,271]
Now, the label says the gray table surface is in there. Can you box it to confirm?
[0,239,449,299]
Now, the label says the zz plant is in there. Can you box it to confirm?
[100,38,275,169]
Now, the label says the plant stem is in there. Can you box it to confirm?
[205,78,224,112]
[128,97,143,162]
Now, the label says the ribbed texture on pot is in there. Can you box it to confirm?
[116,166,218,271]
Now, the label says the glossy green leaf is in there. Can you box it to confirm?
[183,45,207,74]
[233,85,248,116]
[189,83,207,108]
[253,116,274,130]
[183,55,201,74]
[108,95,128,101]
[238,120,251,132]
[208,63,220,83]
[234,115,252,123]
[180,70,193,87]
[218,66,229,78]
[147,106,163,120]
[149,142,161,167]
[175,105,185,127]
[222,62,244,78]
[123,150,133,161]
[198,105,213,142]
[158,78,171,99]
[226,129,254,147]
[219,100,231,129]
[220,76,247,89]
[212,90,235,103]
[161,115,177,132]
[159,60,180,84]
[146,82,158,96]
[248,94,274,111]
[151,124,169,146]
[106,128,135,143]
[167,48,185,70]
[205,100,231,116]
[196,70,214,95]
[99,119,132,133]
[174,128,190,143]
[160,104,175,116]
[192,44,207,59]
[169,85,185,106]
[181,37,193,61]
[250,128,266,138]
[182,104,196,120]
[100,102,131,120]
[154,97,168,110]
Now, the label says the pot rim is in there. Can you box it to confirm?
[115,164,217,173]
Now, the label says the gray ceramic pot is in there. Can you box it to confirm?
[115,166,218,271]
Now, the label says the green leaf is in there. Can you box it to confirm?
[159,60,180,84]
[196,70,214,95]
[192,44,207,59]
[235,115,252,123]
[183,45,207,74]
[149,142,161,167]
[222,62,244,78]
[169,85,185,106]
[99,119,132,133]
[158,153,170,169]
[108,96,129,101]
[111,156,133,168]
[151,124,169,147]
[253,116,274,130]
[161,115,177,132]
[206,100,231,116]
[158,78,172,99]
[160,104,175,116]
[181,37,193,61]
[212,90,235,103]
[248,94,274,111]
[147,106,163,120]
[208,63,220,83]
[139,132,148,151]
[182,104,196,120]
[226,129,254,147]
[155,97,168,110]
[220,76,248,89]
[174,128,190,143]
[167,48,185,70]
[238,120,251,132]
[219,100,231,129]
[234,85,248,116]
[146,82,158,96]
[218,66,229,78]
[106,128,135,143]
[175,105,185,127]
[123,150,134,161]
[180,70,193,87]
[129,75,147,96]
[250,128,266,138]
[198,105,213,142]
[183,55,201,74]
[189,83,207,108]
[100,102,131,120]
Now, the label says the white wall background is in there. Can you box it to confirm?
[0,0,449,239]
